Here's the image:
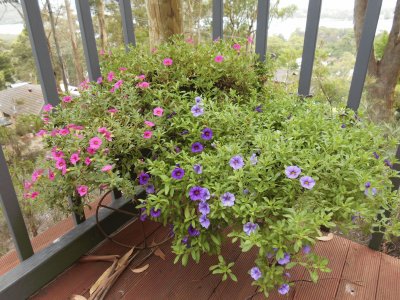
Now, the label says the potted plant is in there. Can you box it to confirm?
[26,38,400,297]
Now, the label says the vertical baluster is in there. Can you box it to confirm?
[119,0,136,52]
[298,0,322,97]
[212,0,223,40]
[0,147,34,261]
[347,0,382,111]
[255,0,270,62]
[21,0,59,106]
[75,0,101,82]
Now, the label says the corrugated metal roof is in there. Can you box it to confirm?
[0,84,44,116]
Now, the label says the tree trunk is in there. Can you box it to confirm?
[96,0,108,51]
[354,0,400,121]
[64,0,84,84]
[46,0,69,92]
[146,0,183,48]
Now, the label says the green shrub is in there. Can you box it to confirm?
[27,37,399,298]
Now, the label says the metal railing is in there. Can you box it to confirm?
[0,0,398,298]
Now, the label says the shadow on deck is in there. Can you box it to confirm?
[31,220,400,300]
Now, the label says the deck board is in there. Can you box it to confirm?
[30,221,400,300]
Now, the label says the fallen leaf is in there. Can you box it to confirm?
[131,264,149,273]
[117,247,135,269]
[154,247,166,260]
[70,295,87,300]
[316,233,334,241]
[89,259,117,295]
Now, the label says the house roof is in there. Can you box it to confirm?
[0,84,44,116]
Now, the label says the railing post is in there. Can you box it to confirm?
[0,147,34,261]
[255,0,270,62]
[75,0,101,82]
[119,0,136,52]
[68,195,86,225]
[212,0,223,40]
[368,145,400,250]
[347,0,382,111]
[20,0,59,106]
[298,0,322,97]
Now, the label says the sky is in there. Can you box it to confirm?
[281,0,397,10]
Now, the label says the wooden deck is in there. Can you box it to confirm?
[31,220,400,300]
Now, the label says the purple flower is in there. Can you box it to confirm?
[198,202,210,215]
[150,208,161,218]
[341,124,346,128]
[285,166,301,179]
[180,130,189,135]
[372,187,377,195]
[266,252,274,259]
[278,253,291,265]
[195,96,202,103]
[191,105,204,117]
[373,152,380,159]
[250,153,258,165]
[167,111,177,119]
[255,105,263,113]
[139,172,150,185]
[221,192,235,206]
[300,176,316,189]
[174,146,181,153]
[201,128,213,140]
[189,186,204,201]
[365,181,371,188]
[250,267,262,280]
[199,214,210,229]
[201,188,211,201]
[384,159,393,168]
[171,167,185,180]
[191,142,204,153]
[284,272,291,278]
[188,225,200,236]
[243,189,250,195]
[229,155,244,170]
[182,236,189,245]
[193,164,203,174]
[278,284,290,295]
[243,222,258,235]
[140,208,147,221]
[302,245,311,254]
[146,184,155,194]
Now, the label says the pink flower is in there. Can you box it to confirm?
[186,37,194,44]
[114,79,123,90]
[137,74,146,81]
[79,79,89,90]
[70,153,80,165]
[55,158,66,170]
[98,127,112,141]
[108,108,118,114]
[233,43,241,50]
[153,107,164,117]
[51,129,59,136]
[30,191,39,199]
[51,149,64,160]
[247,36,254,44]
[119,67,127,71]
[62,95,72,103]
[84,157,92,166]
[110,87,115,93]
[214,55,224,63]
[99,49,105,55]
[87,147,96,155]
[42,116,50,124]
[143,131,153,139]
[43,104,53,112]
[101,165,113,172]
[97,76,103,84]
[77,185,88,197]
[59,128,70,136]
[107,71,115,82]
[144,120,155,127]
[163,58,173,66]
[48,169,55,181]
[36,129,47,137]
[24,181,33,190]
[89,137,103,150]
[137,81,150,89]
[31,169,44,182]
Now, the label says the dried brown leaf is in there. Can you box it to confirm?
[316,233,334,241]
[70,295,87,300]
[89,259,117,295]
[117,247,135,269]
[154,248,166,260]
[131,264,149,273]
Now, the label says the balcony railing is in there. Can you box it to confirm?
[0,0,398,299]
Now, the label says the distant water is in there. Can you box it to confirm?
[0,17,394,39]
[0,23,24,35]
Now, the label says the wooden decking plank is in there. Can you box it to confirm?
[335,241,381,300]
[375,252,400,300]
[293,235,351,299]
[30,220,160,299]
